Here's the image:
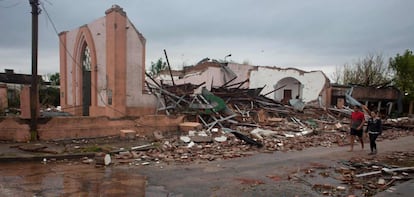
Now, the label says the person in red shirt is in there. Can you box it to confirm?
[349,105,365,151]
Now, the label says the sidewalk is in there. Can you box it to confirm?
[0,141,95,162]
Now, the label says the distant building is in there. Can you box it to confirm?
[59,5,156,117]
[0,69,41,117]
[328,84,402,116]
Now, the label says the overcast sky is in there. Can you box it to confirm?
[0,0,413,79]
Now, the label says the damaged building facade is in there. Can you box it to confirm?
[329,84,402,116]
[157,60,331,107]
[0,69,41,118]
[59,5,156,118]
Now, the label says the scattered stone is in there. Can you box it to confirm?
[336,186,346,191]
[153,131,164,140]
[214,136,227,142]
[190,136,213,143]
[187,141,195,148]
[120,129,136,140]
[180,136,191,143]
[82,158,94,164]
[179,122,202,132]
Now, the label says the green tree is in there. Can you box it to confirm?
[332,54,392,86]
[39,86,60,107]
[149,58,167,77]
[389,49,414,99]
[50,73,60,86]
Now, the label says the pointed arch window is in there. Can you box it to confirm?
[81,44,92,71]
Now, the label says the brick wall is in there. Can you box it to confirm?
[0,115,184,142]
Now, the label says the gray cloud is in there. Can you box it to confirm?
[0,0,413,77]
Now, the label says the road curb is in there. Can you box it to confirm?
[0,152,96,162]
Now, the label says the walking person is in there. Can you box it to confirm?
[366,110,382,155]
[349,105,365,152]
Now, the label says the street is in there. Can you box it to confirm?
[0,136,413,196]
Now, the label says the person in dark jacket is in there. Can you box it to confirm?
[366,110,382,155]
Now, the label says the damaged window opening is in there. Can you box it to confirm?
[82,45,92,72]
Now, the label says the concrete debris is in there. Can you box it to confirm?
[187,141,195,148]
[289,151,414,196]
[120,129,136,140]
[190,135,213,143]
[153,131,164,140]
[179,122,202,132]
[355,166,414,178]
[378,178,386,185]
[82,158,94,164]
[250,128,278,139]
[180,136,191,143]
[211,128,219,132]
[289,98,305,112]
[214,136,227,142]
[130,143,155,151]
[336,186,346,191]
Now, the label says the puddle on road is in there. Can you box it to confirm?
[0,161,146,196]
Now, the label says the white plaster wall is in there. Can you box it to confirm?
[157,74,180,83]
[125,20,156,107]
[126,19,144,106]
[174,67,224,93]
[300,71,327,102]
[249,67,326,103]
[74,51,81,106]
[64,29,78,106]
[158,64,252,92]
[88,17,107,107]
[227,63,253,88]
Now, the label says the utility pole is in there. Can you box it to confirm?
[29,0,40,140]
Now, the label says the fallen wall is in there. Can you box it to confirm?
[0,118,30,142]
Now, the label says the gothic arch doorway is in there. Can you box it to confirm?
[81,44,92,116]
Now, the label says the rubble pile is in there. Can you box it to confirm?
[90,81,414,166]
[95,127,412,167]
[385,117,414,129]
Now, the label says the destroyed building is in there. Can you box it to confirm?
[156,60,331,107]
[59,5,156,118]
[329,84,402,116]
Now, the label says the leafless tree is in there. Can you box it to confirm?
[332,54,392,86]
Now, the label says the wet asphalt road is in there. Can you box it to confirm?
[140,135,414,197]
[0,161,145,197]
